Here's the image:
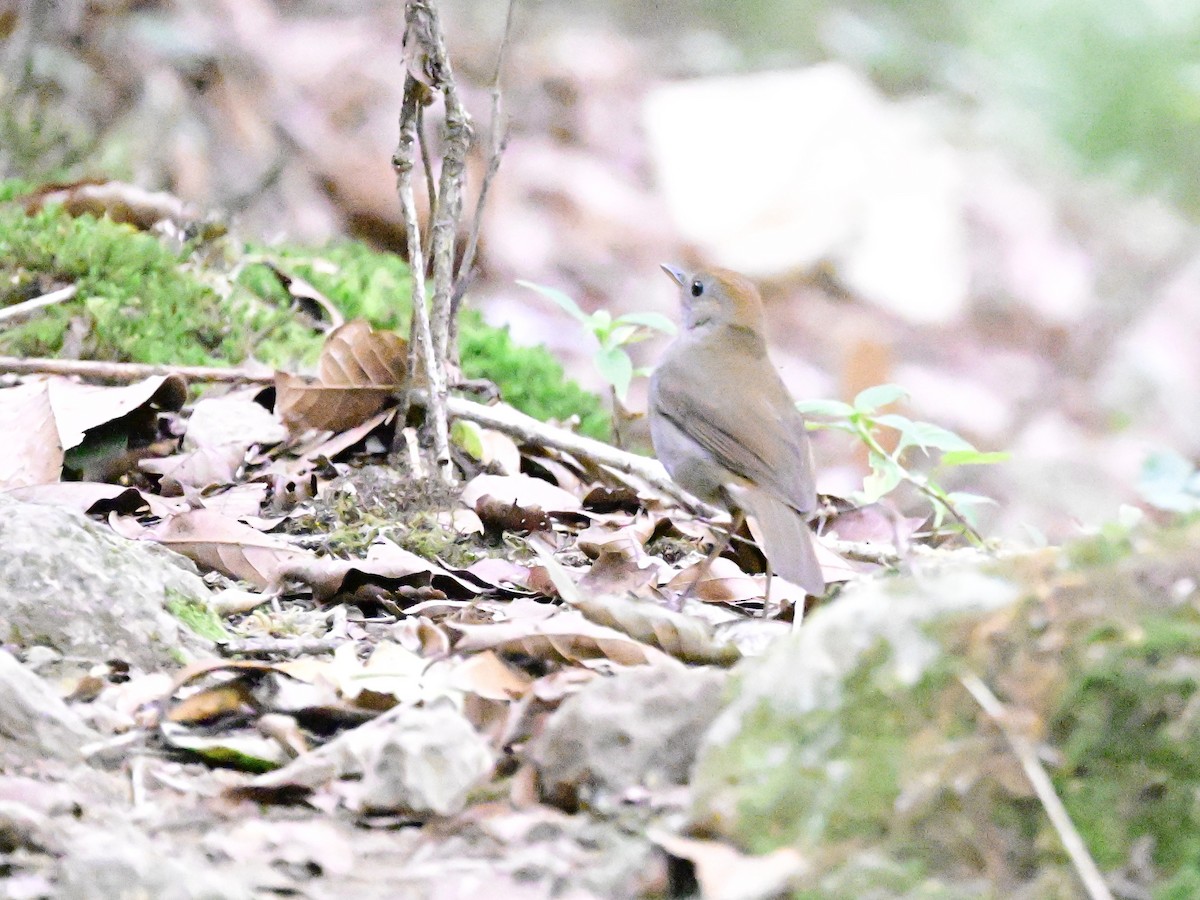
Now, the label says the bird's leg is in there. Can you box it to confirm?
[680,507,744,602]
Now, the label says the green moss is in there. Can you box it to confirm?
[165,590,229,642]
[0,181,607,435]
[1051,610,1200,871]
[459,320,609,440]
[696,642,952,858]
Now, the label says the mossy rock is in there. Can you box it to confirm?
[0,181,608,437]
[691,525,1200,897]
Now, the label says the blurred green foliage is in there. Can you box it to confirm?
[629,0,1200,213]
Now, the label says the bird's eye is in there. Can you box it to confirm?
[690,279,704,297]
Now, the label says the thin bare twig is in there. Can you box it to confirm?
[416,103,438,265]
[421,2,473,373]
[0,284,78,324]
[451,0,518,358]
[0,355,271,384]
[395,80,452,479]
[960,673,1114,900]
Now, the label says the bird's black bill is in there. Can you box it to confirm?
[660,263,687,287]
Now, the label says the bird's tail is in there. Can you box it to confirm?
[739,488,825,598]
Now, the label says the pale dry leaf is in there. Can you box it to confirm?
[199,482,271,520]
[447,651,533,701]
[460,473,582,512]
[48,374,186,450]
[477,427,522,475]
[574,593,741,666]
[0,381,61,489]
[183,395,287,450]
[463,557,537,592]
[649,830,808,900]
[450,609,671,667]
[5,481,183,518]
[281,406,395,472]
[576,514,656,558]
[668,556,765,603]
[139,443,246,495]
[143,508,312,588]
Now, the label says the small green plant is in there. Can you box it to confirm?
[1137,449,1200,517]
[797,384,1009,541]
[516,280,676,405]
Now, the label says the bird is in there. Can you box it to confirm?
[648,264,825,599]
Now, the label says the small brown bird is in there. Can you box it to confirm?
[649,265,824,598]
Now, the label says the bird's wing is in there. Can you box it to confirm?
[654,362,816,514]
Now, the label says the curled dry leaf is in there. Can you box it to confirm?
[5,481,183,518]
[576,546,662,597]
[649,830,808,900]
[275,320,409,434]
[573,593,741,666]
[274,372,396,435]
[139,443,246,495]
[460,473,582,513]
[317,320,408,388]
[22,180,202,231]
[49,374,187,450]
[274,538,482,605]
[142,508,312,588]
[281,407,396,473]
[260,261,345,330]
[451,609,672,667]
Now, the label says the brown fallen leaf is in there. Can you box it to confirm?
[317,319,408,388]
[274,372,396,434]
[141,508,312,588]
[22,180,202,232]
[475,494,552,535]
[576,546,662,597]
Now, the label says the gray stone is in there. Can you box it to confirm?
[56,826,255,900]
[356,700,495,817]
[0,495,215,669]
[0,650,97,766]
[533,660,728,809]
